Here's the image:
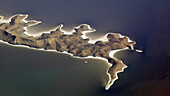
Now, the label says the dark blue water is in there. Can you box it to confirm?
[0,0,170,96]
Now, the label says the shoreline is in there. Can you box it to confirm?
[0,14,141,90]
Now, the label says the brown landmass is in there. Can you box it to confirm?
[0,14,136,90]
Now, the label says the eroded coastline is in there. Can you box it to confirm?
[0,14,137,90]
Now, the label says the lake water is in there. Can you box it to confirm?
[0,0,170,96]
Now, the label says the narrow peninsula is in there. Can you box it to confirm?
[0,14,137,90]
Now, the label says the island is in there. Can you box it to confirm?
[0,14,137,90]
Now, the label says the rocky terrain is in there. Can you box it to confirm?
[0,14,136,90]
